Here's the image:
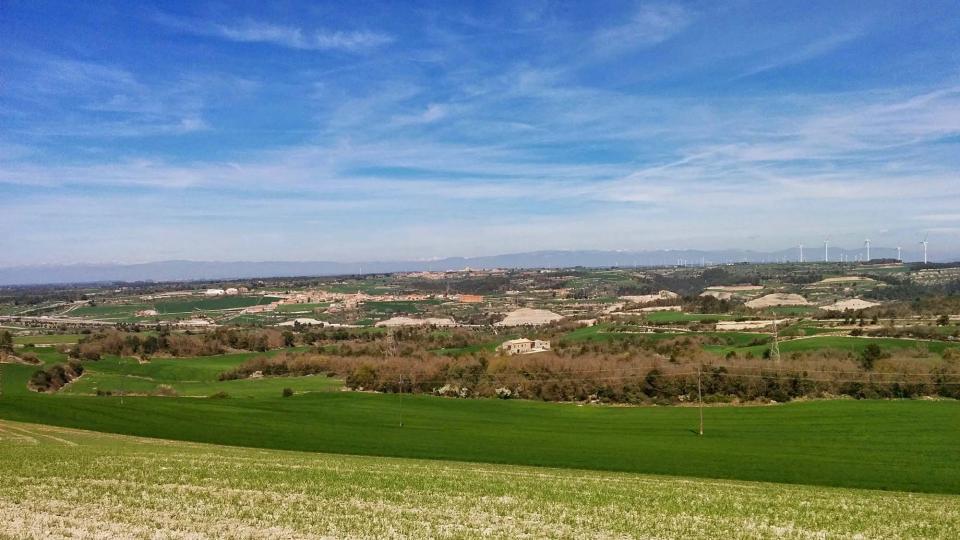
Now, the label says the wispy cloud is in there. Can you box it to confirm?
[156,13,393,52]
[739,29,864,78]
[592,4,693,55]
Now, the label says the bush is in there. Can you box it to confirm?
[152,384,179,397]
[282,387,294,398]
[209,391,230,399]
[28,360,84,392]
[860,343,884,370]
[19,352,41,365]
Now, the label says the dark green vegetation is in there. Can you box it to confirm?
[0,355,957,494]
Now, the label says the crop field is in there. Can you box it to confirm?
[154,295,281,314]
[67,303,148,319]
[563,324,960,358]
[60,351,337,398]
[643,311,735,323]
[719,335,960,357]
[362,300,440,317]
[12,333,84,345]
[1,354,957,494]
[274,302,330,313]
[1,420,957,539]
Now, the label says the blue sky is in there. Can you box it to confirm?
[2,0,959,264]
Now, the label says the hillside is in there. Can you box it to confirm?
[2,419,957,538]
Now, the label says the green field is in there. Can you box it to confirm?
[154,295,281,314]
[0,353,957,494]
[60,351,337,398]
[644,311,735,323]
[274,302,329,313]
[2,420,956,538]
[362,300,439,317]
[721,335,960,357]
[68,303,147,319]
[13,333,85,345]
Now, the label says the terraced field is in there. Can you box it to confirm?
[1,419,957,539]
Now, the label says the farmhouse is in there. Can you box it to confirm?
[204,289,226,296]
[499,338,551,355]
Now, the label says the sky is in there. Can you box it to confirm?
[2,0,959,265]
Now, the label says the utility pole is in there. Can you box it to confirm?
[697,366,704,436]
[398,374,404,428]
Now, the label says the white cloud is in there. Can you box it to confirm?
[158,14,393,52]
[593,4,692,55]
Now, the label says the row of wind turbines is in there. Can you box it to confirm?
[797,236,930,264]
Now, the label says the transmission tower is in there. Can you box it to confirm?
[770,312,781,363]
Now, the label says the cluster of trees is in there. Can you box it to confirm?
[219,349,960,403]
[29,360,84,392]
[867,325,959,340]
[67,328,288,360]
[0,330,13,354]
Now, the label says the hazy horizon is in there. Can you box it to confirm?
[3,1,959,265]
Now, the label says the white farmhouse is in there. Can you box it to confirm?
[499,338,551,355]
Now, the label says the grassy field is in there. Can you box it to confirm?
[60,351,337,398]
[720,335,960,357]
[155,295,281,314]
[0,354,957,494]
[1,420,957,539]
[644,311,734,323]
[274,302,330,313]
[12,333,85,345]
[565,324,960,358]
[67,303,147,319]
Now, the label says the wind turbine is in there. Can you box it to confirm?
[864,239,871,262]
[799,243,804,263]
[824,239,829,262]
[897,246,902,261]
[920,235,929,264]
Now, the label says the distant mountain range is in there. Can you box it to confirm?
[0,247,947,286]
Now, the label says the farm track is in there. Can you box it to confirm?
[1,419,959,539]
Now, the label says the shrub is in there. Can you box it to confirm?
[209,391,230,399]
[152,384,179,397]
[282,387,294,398]
[860,343,883,370]
[19,352,41,365]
